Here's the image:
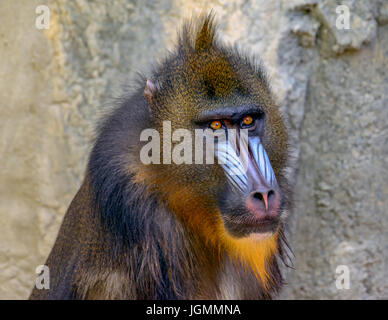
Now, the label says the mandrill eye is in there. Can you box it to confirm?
[210,120,223,131]
[240,115,255,129]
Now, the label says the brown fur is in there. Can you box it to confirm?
[30,14,292,300]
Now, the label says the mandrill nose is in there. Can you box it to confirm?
[246,189,280,220]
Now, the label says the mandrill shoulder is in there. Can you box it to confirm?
[29,175,143,300]
[29,176,107,299]
[30,172,201,300]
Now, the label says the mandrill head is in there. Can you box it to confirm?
[135,14,292,278]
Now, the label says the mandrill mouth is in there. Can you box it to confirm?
[222,211,280,238]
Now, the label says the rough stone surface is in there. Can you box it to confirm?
[0,0,386,299]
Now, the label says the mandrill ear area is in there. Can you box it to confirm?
[143,78,164,118]
[143,78,157,105]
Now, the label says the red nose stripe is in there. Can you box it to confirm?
[262,193,269,211]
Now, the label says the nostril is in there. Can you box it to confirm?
[253,192,263,201]
[250,190,277,212]
[252,190,275,202]
[247,189,280,218]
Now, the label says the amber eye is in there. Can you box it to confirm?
[210,120,223,130]
[242,115,254,127]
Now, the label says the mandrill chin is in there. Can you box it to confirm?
[30,14,293,300]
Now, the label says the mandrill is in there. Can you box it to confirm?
[30,14,293,300]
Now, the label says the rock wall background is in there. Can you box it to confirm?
[0,0,386,299]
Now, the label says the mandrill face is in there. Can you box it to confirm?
[140,16,289,243]
[195,104,286,239]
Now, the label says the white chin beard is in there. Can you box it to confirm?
[246,232,273,241]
